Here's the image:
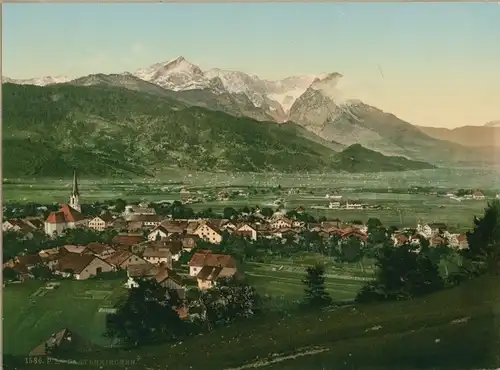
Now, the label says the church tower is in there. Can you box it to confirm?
[69,170,81,212]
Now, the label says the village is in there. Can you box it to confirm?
[2,172,477,359]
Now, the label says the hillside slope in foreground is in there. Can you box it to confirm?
[22,274,500,370]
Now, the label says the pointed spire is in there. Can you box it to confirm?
[72,170,79,196]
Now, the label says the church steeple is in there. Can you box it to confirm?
[72,170,80,197]
[69,170,81,212]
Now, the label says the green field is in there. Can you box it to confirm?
[3,169,495,230]
[4,265,498,369]
[80,273,500,370]
[3,278,126,355]
[245,262,369,306]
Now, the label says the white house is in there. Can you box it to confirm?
[147,225,169,241]
[142,247,172,267]
[123,205,156,217]
[105,250,149,270]
[88,214,114,231]
[235,224,258,240]
[269,217,293,230]
[188,251,238,281]
[193,222,222,244]
[472,191,486,201]
[55,253,114,280]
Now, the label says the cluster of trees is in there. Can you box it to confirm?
[352,200,500,303]
[3,227,118,262]
[104,277,261,348]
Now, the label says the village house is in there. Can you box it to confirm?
[3,218,35,234]
[29,328,97,357]
[111,218,128,232]
[84,243,116,259]
[55,253,114,280]
[220,221,237,232]
[62,245,88,255]
[125,263,185,298]
[122,205,156,217]
[127,221,144,232]
[188,251,238,278]
[217,190,230,201]
[447,233,469,249]
[142,246,173,267]
[456,234,469,249]
[159,220,191,236]
[147,225,169,241]
[328,201,341,209]
[234,223,258,240]
[24,217,45,230]
[125,214,163,228]
[105,249,149,270]
[180,235,199,252]
[44,204,88,236]
[161,240,183,261]
[340,228,368,245]
[472,191,486,200]
[392,233,409,247]
[38,248,62,270]
[38,248,59,259]
[4,254,42,271]
[193,222,223,244]
[196,265,241,291]
[430,235,447,247]
[111,234,146,248]
[271,228,298,240]
[345,200,364,210]
[269,216,293,230]
[87,213,115,231]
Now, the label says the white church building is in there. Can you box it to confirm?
[44,171,87,236]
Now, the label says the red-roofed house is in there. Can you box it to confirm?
[111,234,146,247]
[55,253,114,280]
[188,251,237,277]
[44,204,88,236]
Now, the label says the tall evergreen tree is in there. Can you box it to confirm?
[302,264,331,307]
[462,200,500,276]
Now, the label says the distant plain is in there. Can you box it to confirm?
[4,167,499,230]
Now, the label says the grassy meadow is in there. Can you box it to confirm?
[3,278,126,355]
[71,273,500,370]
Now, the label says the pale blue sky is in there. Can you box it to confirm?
[3,3,500,128]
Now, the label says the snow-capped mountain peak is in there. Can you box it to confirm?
[2,75,71,86]
[134,56,209,91]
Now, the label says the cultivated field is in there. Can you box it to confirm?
[3,278,126,355]
[246,263,368,306]
[3,169,496,230]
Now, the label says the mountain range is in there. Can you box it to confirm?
[2,83,436,177]
[3,56,497,176]
[417,125,500,148]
